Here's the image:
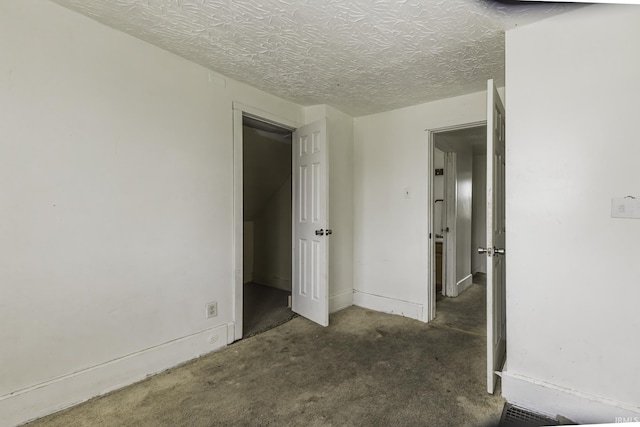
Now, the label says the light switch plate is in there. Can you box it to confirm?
[611,197,640,219]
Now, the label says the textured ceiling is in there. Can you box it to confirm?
[435,125,487,155]
[50,0,575,116]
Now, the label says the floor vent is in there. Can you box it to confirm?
[500,403,559,426]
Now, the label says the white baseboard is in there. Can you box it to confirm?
[352,291,423,321]
[329,290,353,313]
[456,274,473,295]
[0,323,231,427]
[502,371,640,425]
[472,266,486,275]
[226,322,236,345]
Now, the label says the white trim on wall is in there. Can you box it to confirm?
[0,323,230,427]
[233,102,301,130]
[353,291,423,321]
[456,273,473,295]
[426,134,436,321]
[502,371,640,425]
[329,290,354,314]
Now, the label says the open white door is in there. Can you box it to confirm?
[292,119,329,327]
[483,79,507,394]
[443,152,457,297]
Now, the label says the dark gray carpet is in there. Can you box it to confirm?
[243,282,295,337]
[433,273,486,337]
[28,279,505,427]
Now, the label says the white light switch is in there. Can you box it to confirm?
[611,197,640,219]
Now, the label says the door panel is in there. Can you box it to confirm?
[292,119,329,326]
[486,79,507,394]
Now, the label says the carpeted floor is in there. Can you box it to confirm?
[243,282,296,337]
[27,276,504,427]
[433,273,487,337]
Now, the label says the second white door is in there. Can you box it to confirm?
[485,79,507,394]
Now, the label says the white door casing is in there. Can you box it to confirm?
[292,119,329,327]
[485,79,507,394]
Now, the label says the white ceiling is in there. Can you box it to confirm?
[50,0,575,117]
[435,125,487,155]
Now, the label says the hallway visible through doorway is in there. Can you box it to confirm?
[434,272,487,336]
[431,124,487,302]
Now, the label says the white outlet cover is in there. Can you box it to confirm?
[206,301,218,318]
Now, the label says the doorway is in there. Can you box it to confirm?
[232,104,330,341]
[241,116,296,337]
[428,123,487,317]
[428,81,507,394]
[232,105,300,341]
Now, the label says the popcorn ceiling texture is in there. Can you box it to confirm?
[50,0,572,116]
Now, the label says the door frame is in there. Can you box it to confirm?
[232,102,301,342]
[426,121,486,321]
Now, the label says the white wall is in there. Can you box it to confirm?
[503,4,640,423]
[353,91,489,320]
[471,154,487,274]
[305,105,355,313]
[0,1,303,425]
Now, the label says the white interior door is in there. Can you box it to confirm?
[443,152,457,297]
[484,79,507,394]
[292,119,329,327]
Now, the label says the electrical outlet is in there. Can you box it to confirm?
[206,301,217,318]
